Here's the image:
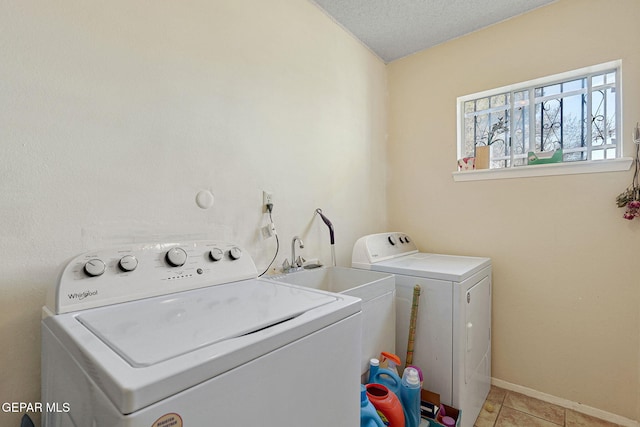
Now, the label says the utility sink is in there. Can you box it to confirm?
[271,266,392,298]
[268,266,396,376]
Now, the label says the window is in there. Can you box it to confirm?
[455,61,628,180]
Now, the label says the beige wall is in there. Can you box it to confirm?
[0,1,387,425]
[387,0,640,421]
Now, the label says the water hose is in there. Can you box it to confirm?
[315,208,336,266]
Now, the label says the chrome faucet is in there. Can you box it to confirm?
[282,236,305,273]
[291,236,304,268]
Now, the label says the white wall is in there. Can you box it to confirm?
[387,0,640,421]
[0,1,387,425]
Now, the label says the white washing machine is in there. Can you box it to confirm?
[42,240,362,427]
[352,233,491,427]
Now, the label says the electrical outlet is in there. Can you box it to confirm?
[263,191,274,210]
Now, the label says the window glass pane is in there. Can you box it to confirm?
[489,139,509,169]
[474,113,490,147]
[463,116,476,158]
[592,89,606,145]
[541,83,561,97]
[606,87,616,144]
[475,97,489,111]
[606,71,616,85]
[562,93,586,150]
[491,94,507,108]
[592,149,605,160]
[511,101,529,167]
[592,74,605,87]
[563,150,587,162]
[514,90,529,107]
[563,78,586,92]
[489,111,510,169]
[536,98,562,152]
[464,101,475,114]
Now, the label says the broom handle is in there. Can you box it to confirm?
[405,284,421,369]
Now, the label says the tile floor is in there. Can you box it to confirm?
[473,386,623,427]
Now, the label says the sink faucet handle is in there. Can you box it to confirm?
[282,259,291,271]
[296,256,306,267]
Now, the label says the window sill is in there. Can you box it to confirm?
[452,157,633,182]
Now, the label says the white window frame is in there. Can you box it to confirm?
[453,60,632,182]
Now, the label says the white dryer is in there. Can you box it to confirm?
[42,240,362,427]
[352,233,491,427]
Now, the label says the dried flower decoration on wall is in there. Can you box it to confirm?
[616,122,640,220]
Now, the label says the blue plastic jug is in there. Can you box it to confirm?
[368,358,402,399]
[360,384,385,427]
[400,367,421,427]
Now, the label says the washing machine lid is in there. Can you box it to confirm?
[76,278,338,367]
[44,278,360,414]
[371,252,490,282]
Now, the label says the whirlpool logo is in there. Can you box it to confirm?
[67,290,98,301]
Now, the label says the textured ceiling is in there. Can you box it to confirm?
[309,0,556,62]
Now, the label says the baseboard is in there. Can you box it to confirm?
[491,378,639,427]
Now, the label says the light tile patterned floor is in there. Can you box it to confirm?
[474,386,624,427]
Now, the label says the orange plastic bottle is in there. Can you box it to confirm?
[365,383,406,427]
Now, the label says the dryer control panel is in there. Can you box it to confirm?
[352,232,418,268]
[45,240,257,315]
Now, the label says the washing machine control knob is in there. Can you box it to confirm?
[209,248,224,261]
[229,247,242,260]
[165,247,188,267]
[119,255,138,272]
[84,259,106,277]
[388,236,396,246]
